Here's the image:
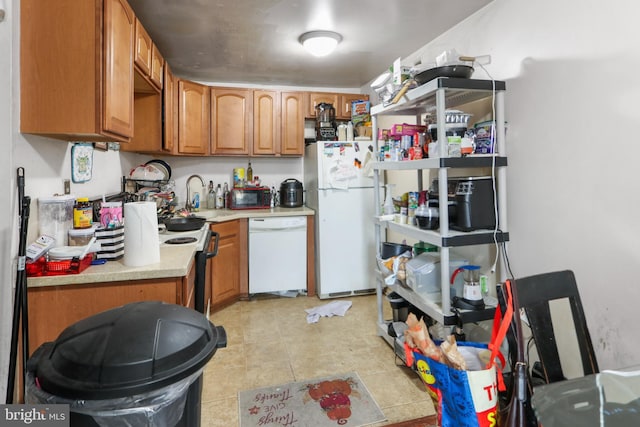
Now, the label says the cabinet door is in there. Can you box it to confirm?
[210,88,253,155]
[150,44,164,90]
[182,262,196,309]
[163,63,178,153]
[103,0,135,139]
[210,221,243,309]
[281,92,305,156]
[339,93,369,119]
[307,92,339,118]
[178,80,210,155]
[252,90,280,155]
[27,278,183,356]
[134,19,152,76]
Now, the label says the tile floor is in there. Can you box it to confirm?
[200,294,436,427]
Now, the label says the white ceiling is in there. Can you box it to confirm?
[128,0,493,89]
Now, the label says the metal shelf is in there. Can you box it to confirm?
[388,282,496,326]
[375,218,509,247]
[371,76,508,337]
[372,156,507,171]
[371,77,506,116]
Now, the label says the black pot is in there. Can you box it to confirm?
[163,216,206,231]
[280,179,303,208]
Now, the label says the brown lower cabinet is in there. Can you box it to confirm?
[27,264,195,358]
[208,220,248,312]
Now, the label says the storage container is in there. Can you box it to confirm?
[68,226,96,246]
[406,252,469,301]
[38,195,76,247]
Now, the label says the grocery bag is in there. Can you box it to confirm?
[409,342,499,427]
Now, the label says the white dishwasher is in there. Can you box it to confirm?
[249,216,307,294]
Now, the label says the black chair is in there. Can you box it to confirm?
[496,270,599,426]
[512,269,599,383]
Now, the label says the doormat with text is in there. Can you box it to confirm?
[238,372,386,427]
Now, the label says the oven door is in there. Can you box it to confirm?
[195,230,219,314]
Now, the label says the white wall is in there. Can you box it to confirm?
[378,0,640,370]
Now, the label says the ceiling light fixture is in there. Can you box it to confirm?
[299,31,342,57]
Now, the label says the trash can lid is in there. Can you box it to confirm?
[31,301,226,400]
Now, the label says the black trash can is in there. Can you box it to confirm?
[26,301,226,427]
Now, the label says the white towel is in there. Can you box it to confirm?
[305,300,353,324]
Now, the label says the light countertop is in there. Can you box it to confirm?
[194,206,315,221]
[27,206,315,288]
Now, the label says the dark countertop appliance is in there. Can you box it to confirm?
[228,187,271,210]
[280,178,304,208]
[429,176,497,231]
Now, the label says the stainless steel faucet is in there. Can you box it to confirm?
[185,174,205,212]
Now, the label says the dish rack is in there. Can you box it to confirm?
[26,254,94,277]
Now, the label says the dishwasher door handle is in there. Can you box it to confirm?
[206,231,219,259]
[249,226,306,233]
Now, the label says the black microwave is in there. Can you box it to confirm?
[228,187,272,210]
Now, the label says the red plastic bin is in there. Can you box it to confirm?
[26,254,94,277]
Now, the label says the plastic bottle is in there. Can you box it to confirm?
[346,121,354,141]
[206,180,216,209]
[383,184,395,215]
[337,123,347,140]
[192,192,200,211]
[247,161,253,184]
[73,197,93,229]
[215,184,223,209]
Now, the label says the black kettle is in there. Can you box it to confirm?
[280,179,303,208]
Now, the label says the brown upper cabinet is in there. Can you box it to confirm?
[150,45,164,90]
[21,0,135,143]
[178,80,210,155]
[339,93,368,119]
[163,63,178,154]
[133,19,163,93]
[307,92,340,118]
[134,19,152,77]
[210,88,253,155]
[252,90,280,155]
[306,92,369,120]
[281,92,305,156]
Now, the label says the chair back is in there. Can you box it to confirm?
[511,270,599,383]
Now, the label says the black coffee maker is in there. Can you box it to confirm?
[315,102,336,141]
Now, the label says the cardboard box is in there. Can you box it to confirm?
[389,123,427,137]
[351,100,370,127]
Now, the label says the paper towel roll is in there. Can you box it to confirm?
[123,202,160,267]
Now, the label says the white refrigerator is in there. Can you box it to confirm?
[304,140,377,299]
